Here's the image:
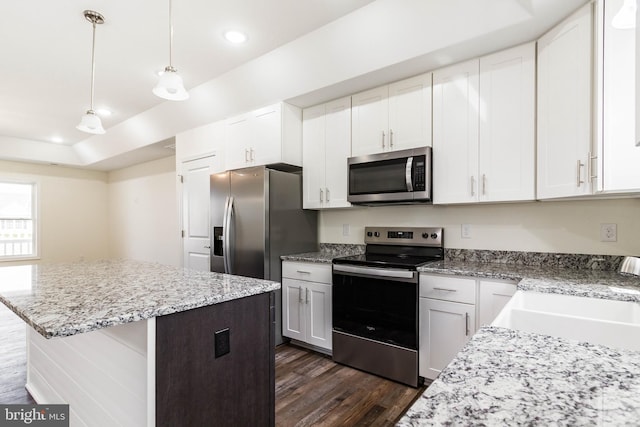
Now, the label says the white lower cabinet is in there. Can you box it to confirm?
[419,273,516,380]
[419,274,476,380]
[282,262,332,351]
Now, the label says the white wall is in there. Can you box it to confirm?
[320,198,640,256]
[0,160,109,264]
[107,156,180,266]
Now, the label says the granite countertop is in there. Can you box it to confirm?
[0,259,279,339]
[419,260,640,302]
[398,326,640,426]
[281,243,365,264]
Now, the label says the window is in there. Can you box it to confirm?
[0,182,37,260]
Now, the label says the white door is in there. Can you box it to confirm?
[225,114,251,170]
[351,86,389,156]
[478,280,517,328]
[537,4,593,199]
[324,97,352,208]
[282,279,306,341]
[302,104,326,209]
[419,298,475,380]
[479,43,536,202]
[252,104,282,166]
[181,156,218,271]
[432,59,480,204]
[306,282,332,350]
[388,73,432,151]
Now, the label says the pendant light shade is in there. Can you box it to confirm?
[77,10,106,135]
[153,66,189,101]
[77,110,105,134]
[154,0,189,101]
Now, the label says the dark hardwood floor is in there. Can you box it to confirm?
[0,303,426,425]
[275,344,427,426]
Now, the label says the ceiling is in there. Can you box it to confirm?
[0,0,589,171]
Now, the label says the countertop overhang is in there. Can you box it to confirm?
[0,259,280,339]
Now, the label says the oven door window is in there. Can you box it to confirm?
[349,158,409,195]
[333,273,417,349]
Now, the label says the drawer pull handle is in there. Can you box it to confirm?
[433,287,457,292]
[296,270,311,274]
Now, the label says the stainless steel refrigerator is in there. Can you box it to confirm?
[210,166,318,345]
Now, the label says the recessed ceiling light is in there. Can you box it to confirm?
[223,30,248,44]
[96,108,112,116]
[51,136,64,143]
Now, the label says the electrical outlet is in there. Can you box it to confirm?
[600,223,617,242]
[342,224,350,236]
[461,224,472,239]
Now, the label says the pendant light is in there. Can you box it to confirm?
[77,10,106,135]
[153,0,189,101]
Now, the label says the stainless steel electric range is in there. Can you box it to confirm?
[331,226,444,387]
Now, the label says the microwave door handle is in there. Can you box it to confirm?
[405,157,414,192]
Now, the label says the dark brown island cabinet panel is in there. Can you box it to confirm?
[156,292,275,427]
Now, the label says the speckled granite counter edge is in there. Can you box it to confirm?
[281,243,365,264]
[1,283,281,339]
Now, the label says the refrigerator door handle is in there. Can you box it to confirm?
[222,197,230,273]
[224,196,235,275]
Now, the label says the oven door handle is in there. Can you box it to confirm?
[333,264,416,280]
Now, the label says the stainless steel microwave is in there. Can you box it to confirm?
[347,146,432,205]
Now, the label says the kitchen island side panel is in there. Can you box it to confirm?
[155,291,275,427]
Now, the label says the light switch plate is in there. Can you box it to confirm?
[342,224,350,236]
[461,224,472,239]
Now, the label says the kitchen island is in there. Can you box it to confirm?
[0,259,279,427]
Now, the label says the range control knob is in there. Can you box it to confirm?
[431,233,439,239]
[422,232,430,239]
[374,231,380,237]
[367,231,373,237]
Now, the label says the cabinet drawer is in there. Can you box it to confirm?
[419,274,476,304]
[282,261,332,283]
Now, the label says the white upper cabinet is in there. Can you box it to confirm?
[351,73,432,157]
[433,59,480,204]
[537,4,593,199]
[388,74,433,152]
[478,43,536,202]
[225,102,302,171]
[433,43,535,205]
[302,97,352,209]
[351,86,389,156]
[597,0,640,193]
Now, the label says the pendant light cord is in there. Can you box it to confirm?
[90,20,97,111]
[168,0,174,68]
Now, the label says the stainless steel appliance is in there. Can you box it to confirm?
[347,146,432,205]
[332,226,444,387]
[210,166,318,345]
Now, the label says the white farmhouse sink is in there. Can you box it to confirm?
[492,290,640,351]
